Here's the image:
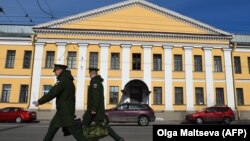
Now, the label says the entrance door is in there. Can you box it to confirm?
[130,86,142,103]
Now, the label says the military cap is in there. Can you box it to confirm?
[53,64,68,72]
[88,67,99,72]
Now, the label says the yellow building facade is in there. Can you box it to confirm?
[0,0,250,117]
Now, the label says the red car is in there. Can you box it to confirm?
[104,103,156,126]
[0,107,37,123]
[185,106,235,124]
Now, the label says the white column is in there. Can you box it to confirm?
[184,46,194,111]
[163,45,173,111]
[223,48,235,110]
[100,43,110,108]
[143,45,152,105]
[204,47,214,107]
[50,42,67,109]
[121,44,131,103]
[75,43,88,110]
[29,42,45,110]
[56,42,67,64]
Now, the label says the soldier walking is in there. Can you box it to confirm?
[82,67,125,141]
[33,64,87,141]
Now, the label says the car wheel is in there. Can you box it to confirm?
[138,116,149,126]
[223,117,231,124]
[15,117,22,123]
[196,117,203,124]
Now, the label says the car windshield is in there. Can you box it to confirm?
[198,108,207,112]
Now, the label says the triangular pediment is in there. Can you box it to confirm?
[34,0,230,36]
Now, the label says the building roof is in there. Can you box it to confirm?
[231,34,250,43]
[0,25,34,37]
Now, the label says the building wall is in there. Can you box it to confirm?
[0,40,33,109]
[233,51,250,111]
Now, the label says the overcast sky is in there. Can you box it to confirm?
[0,0,249,34]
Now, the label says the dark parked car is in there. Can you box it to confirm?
[185,106,235,124]
[0,107,37,123]
[104,103,156,126]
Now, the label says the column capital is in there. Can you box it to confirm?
[183,46,193,50]
[99,43,110,48]
[203,47,213,51]
[142,45,153,48]
[121,44,132,48]
[163,45,173,49]
[78,43,89,47]
[223,48,232,52]
[56,42,67,46]
[35,42,45,47]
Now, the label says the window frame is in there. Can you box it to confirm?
[5,50,16,68]
[110,53,120,70]
[236,88,244,105]
[153,87,162,105]
[89,52,98,68]
[23,51,32,69]
[109,86,119,104]
[45,51,55,68]
[67,51,77,69]
[19,85,29,103]
[132,53,141,70]
[1,84,11,103]
[216,88,225,105]
[174,55,183,71]
[194,55,203,72]
[214,56,222,72]
[175,87,183,105]
[153,54,162,71]
[234,56,242,74]
[195,87,204,105]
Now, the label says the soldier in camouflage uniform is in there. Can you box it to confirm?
[82,67,125,141]
[33,64,87,141]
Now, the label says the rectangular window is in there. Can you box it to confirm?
[19,85,29,103]
[174,55,182,71]
[109,86,119,104]
[175,87,183,105]
[23,51,32,68]
[132,53,141,70]
[214,56,222,72]
[89,52,98,68]
[45,51,55,68]
[5,50,16,68]
[236,88,244,105]
[194,55,202,72]
[234,56,242,74]
[43,85,52,96]
[111,53,120,70]
[153,54,162,71]
[153,87,162,105]
[1,84,11,102]
[216,88,224,105]
[195,87,204,105]
[67,52,76,69]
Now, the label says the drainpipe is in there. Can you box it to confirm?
[231,41,240,120]
[27,34,36,109]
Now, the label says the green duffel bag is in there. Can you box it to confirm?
[82,122,108,141]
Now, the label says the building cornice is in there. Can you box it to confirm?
[36,38,230,48]
[33,28,231,41]
[0,36,32,45]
